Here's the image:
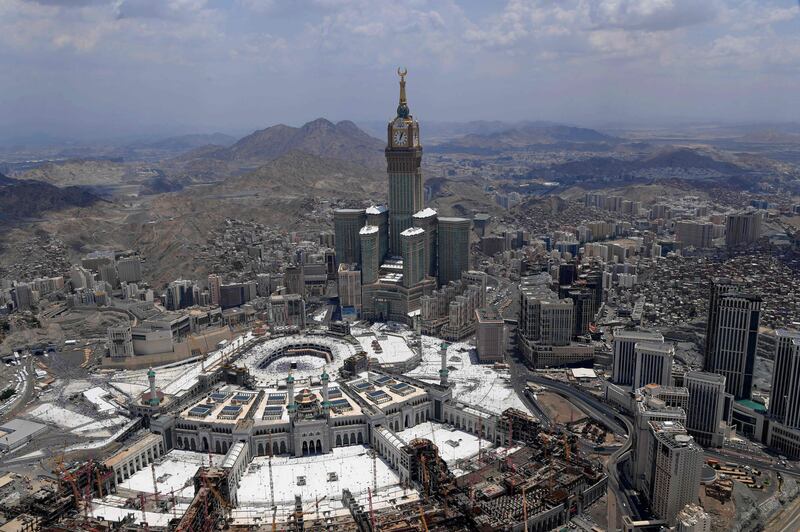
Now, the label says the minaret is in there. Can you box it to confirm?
[147,367,160,406]
[321,369,330,403]
[439,342,449,387]
[287,371,296,413]
[321,369,330,416]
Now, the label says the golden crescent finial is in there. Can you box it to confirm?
[397,67,407,79]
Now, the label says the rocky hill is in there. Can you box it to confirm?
[429,123,618,154]
[220,150,384,198]
[186,118,385,170]
[0,173,102,221]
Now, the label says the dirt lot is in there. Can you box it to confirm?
[536,391,587,424]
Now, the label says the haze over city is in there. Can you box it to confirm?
[2,2,800,532]
[2,0,800,141]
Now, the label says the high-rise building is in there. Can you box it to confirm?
[675,221,714,249]
[365,205,389,263]
[436,217,471,286]
[770,329,800,429]
[685,371,729,447]
[337,264,362,314]
[387,69,424,255]
[703,277,740,363]
[208,274,222,307]
[632,385,688,491]
[99,263,119,289]
[704,291,761,400]
[725,210,762,247]
[475,308,505,363]
[400,227,426,288]
[359,225,381,285]
[632,342,674,390]
[165,280,198,311]
[11,283,34,312]
[643,421,704,526]
[117,256,143,283]
[268,294,306,328]
[334,208,367,266]
[612,329,664,386]
[107,325,134,358]
[567,288,593,338]
[412,207,438,278]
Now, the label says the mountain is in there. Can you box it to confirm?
[183,118,385,170]
[428,123,618,154]
[133,133,237,152]
[540,147,750,183]
[220,150,383,198]
[0,173,102,221]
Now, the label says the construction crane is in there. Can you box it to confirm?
[418,505,429,532]
[368,487,376,532]
[522,486,528,532]
[151,462,160,504]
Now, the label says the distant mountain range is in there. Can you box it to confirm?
[539,147,750,184]
[427,123,618,154]
[180,118,385,170]
[0,173,101,221]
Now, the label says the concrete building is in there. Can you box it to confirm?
[685,371,729,447]
[412,208,438,278]
[108,325,134,358]
[0,419,47,452]
[725,210,762,247]
[334,208,367,266]
[117,256,143,283]
[365,205,389,264]
[10,283,34,312]
[337,264,362,315]
[436,217,471,286]
[268,294,306,328]
[166,280,199,311]
[359,225,381,285]
[632,342,674,390]
[676,503,711,532]
[643,421,703,526]
[400,227,427,288]
[475,308,505,363]
[770,329,800,429]
[208,274,222,307]
[704,292,762,400]
[612,329,664,386]
[675,221,714,249]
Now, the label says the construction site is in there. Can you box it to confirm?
[0,328,606,531]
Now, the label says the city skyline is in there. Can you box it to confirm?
[1,0,799,141]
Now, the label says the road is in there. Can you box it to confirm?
[1,355,35,422]
[507,358,642,521]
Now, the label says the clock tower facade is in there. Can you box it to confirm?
[386,68,424,256]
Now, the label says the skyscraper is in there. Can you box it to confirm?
[632,342,674,390]
[643,421,704,526]
[612,329,664,386]
[770,329,800,428]
[685,371,729,447]
[400,227,426,288]
[475,308,505,363]
[412,207,438,278]
[704,292,761,400]
[725,210,762,247]
[359,225,381,285]
[208,274,222,307]
[703,277,740,364]
[334,208,367,266]
[387,69,424,255]
[365,205,389,263]
[436,217,471,286]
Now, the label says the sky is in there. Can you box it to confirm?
[1,0,799,142]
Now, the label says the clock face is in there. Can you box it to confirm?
[392,129,406,146]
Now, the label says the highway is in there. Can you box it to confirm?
[507,358,642,520]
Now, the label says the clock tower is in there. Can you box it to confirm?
[386,68,423,256]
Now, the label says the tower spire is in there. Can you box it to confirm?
[396,67,410,119]
[398,67,408,105]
